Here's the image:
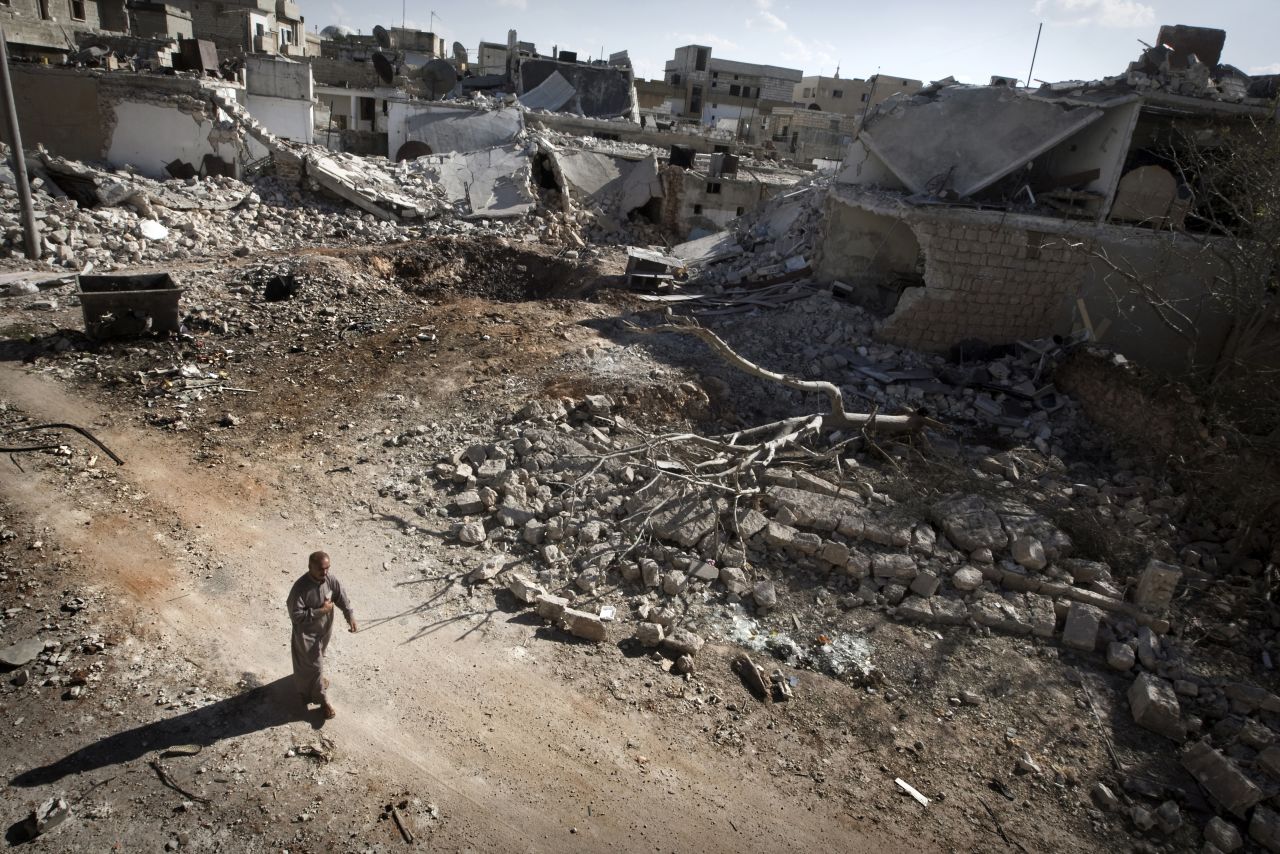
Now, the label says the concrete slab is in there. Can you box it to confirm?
[389,103,523,157]
[860,86,1104,198]
[550,147,661,217]
[414,144,536,219]
[518,70,576,113]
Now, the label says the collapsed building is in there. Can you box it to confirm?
[805,25,1280,374]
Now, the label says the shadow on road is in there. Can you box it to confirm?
[10,674,317,788]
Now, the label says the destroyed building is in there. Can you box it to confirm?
[663,44,802,136]
[812,24,1280,374]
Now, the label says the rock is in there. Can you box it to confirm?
[930,494,1005,552]
[0,637,44,670]
[871,553,917,580]
[1181,739,1263,817]
[1107,642,1136,672]
[897,595,935,623]
[640,559,660,588]
[1062,603,1104,651]
[662,628,704,657]
[535,593,568,620]
[752,580,777,610]
[662,571,688,596]
[138,219,169,240]
[467,556,506,583]
[1128,673,1185,741]
[457,521,486,545]
[1205,816,1242,852]
[952,566,984,591]
[19,797,69,841]
[1134,558,1181,610]
[574,568,601,592]
[1251,805,1280,853]
[672,654,695,675]
[1131,805,1156,831]
[562,608,607,642]
[718,566,750,595]
[1011,536,1047,571]
[1258,745,1280,779]
[691,561,718,581]
[1091,782,1120,810]
[506,573,546,604]
[908,570,940,597]
[970,593,1033,635]
[1155,800,1181,834]
[634,623,664,647]
[1135,626,1160,669]
[11,669,30,687]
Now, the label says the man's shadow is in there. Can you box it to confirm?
[10,674,319,789]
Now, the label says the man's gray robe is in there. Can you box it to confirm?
[287,572,354,705]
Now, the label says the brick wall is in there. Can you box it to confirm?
[880,216,1084,351]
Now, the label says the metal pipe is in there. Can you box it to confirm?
[0,27,41,261]
[1025,22,1043,89]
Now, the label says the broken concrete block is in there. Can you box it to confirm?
[819,540,850,567]
[475,458,507,481]
[562,608,607,642]
[1129,673,1185,741]
[1181,739,1262,817]
[457,521,487,545]
[1224,682,1280,715]
[845,550,871,579]
[691,561,719,581]
[634,622,664,647]
[952,566,984,591]
[1062,603,1104,651]
[1259,746,1280,779]
[909,571,940,598]
[871,553,917,580]
[1024,593,1056,638]
[19,797,69,841]
[1252,805,1280,852]
[735,509,769,539]
[764,521,799,549]
[931,597,968,625]
[522,520,546,545]
[1107,641,1136,672]
[575,568,601,592]
[970,594,1033,635]
[930,494,1006,552]
[1205,816,1243,852]
[640,559,661,588]
[897,595,935,623]
[535,593,569,621]
[1135,626,1160,670]
[1134,558,1181,610]
[662,571,688,596]
[1011,536,1047,571]
[451,490,484,515]
[0,637,44,670]
[790,532,822,555]
[719,566,750,595]
[752,580,778,610]
[662,628,704,657]
[506,573,546,604]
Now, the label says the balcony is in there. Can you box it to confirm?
[253,31,279,53]
[282,42,306,57]
[276,0,300,19]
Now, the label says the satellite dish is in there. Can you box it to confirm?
[452,41,468,64]
[372,51,396,85]
[418,58,457,99]
[373,25,391,49]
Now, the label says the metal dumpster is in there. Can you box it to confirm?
[78,273,182,339]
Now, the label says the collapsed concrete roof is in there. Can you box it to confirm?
[410,144,536,219]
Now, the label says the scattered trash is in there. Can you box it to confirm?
[17,797,70,841]
[895,777,930,807]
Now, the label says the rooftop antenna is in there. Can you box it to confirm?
[1024,22,1043,88]
[834,62,840,78]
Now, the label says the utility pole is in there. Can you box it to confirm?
[1025,22,1043,88]
[0,28,40,261]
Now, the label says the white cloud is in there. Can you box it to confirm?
[778,33,838,75]
[496,0,527,9]
[1032,0,1155,28]
[747,0,788,32]
[1250,62,1280,75]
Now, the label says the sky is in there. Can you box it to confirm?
[316,0,1280,86]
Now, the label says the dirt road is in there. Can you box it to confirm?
[1,363,914,852]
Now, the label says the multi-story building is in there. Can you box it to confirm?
[765,106,858,164]
[1,0,128,59]
[187,0,308,57]
[662,44,801,135]
[793,73,923,118]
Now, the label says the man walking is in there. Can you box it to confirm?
[287,551,357,719]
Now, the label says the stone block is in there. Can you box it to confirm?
[1107,642,1135,672]
[1025,593,1057,638]
[931,598,968,625]
[736,509,770,539]
[1062,603,1104,651]
[719,566,750,595]
[1134,558,1182,610]
[691,561,719,581]
[897,595,935,623]
[970,594,1032,635]
[791,532,822,555]
[662,628,705,657]
[662,571,688,596]
[819,540,850,567]
[451,490,484,515]
[635,622,664,647]
[457,521,487,545]
[1129,673,1185,741]
[909,571,940,598]
[1252,805,1280,852]
[752,580,778,610]
[952,566,984,591]
[562,608,607,642]
[764,522,799,549]
[1205,816,1243,852]
[1182,739,1262,817]
[1011,536,1047,571]
[871,553,917,580]
[506,573,546,604]
[535,593,569,620]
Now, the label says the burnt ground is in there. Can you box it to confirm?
[0,236,1274,853]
